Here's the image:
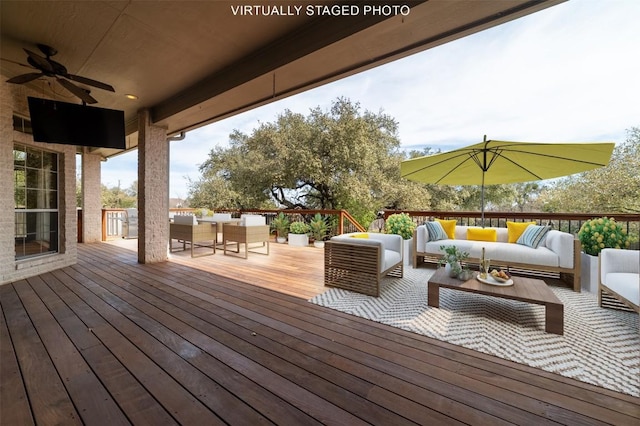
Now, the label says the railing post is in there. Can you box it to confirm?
[102,209,107,241]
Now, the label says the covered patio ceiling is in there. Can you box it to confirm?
[1,0,564,159]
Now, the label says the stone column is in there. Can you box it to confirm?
[137,109,168,263]
[81,152,103,243]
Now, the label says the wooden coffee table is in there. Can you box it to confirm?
[428,268,564,335]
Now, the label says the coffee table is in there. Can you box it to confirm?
[428,268,564,335]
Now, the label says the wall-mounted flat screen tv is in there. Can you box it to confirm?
[27,97,126,149]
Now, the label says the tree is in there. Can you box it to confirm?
[542,127,640,213]
[101,180,137,208]
[188,98,432,222]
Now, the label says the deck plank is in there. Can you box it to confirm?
[58,264,321,426]
[13,276,130,426]
[0,283,82,426]
[28,271,179,425]
[0,289,34,426]
[75,253,459,426]
[0,240,638,425]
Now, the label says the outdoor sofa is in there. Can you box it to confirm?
[413,220,581,291]
[324,232,403,297]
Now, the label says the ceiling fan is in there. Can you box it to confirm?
[4,43,115,104]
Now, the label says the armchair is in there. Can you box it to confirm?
[169,215,216,257]
[324,232,403,296]
[599,248,639,313]
[222,215,270,258]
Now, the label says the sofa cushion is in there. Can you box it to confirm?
[467,227,497,242]
[603,273,640,307]
[423,239,560,268]
[383,250,402,272]
[517,225,550,249]
[211,213,232,222]
[351,233,369,239]
[507,221,536,243]
[174,214,197,225]
[425,221,448,241]
[436,219,456,239]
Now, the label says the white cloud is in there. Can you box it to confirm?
[102,0,640,198]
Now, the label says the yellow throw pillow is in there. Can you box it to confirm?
[467,227,497,242]
[435,219,456,239]
[507,221,536,243]
[351,233,369,239]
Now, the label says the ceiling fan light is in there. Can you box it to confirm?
[125,94,138,100]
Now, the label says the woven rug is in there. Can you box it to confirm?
[310,268,640,396]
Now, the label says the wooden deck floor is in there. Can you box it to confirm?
[1,240,638,425]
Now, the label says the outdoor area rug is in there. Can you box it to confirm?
[309,268,640,397]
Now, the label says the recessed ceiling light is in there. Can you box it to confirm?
[125,94,138,100]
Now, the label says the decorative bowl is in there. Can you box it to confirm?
[490,269,511,283]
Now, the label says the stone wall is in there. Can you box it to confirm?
[1,79,78,284]
[82,153,103,243]
[138,109,169,263]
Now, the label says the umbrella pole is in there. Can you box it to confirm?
[481,172,485,227]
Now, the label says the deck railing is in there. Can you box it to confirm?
[99,208,366,241]
[101,209,127,241]
[97,208,640,248]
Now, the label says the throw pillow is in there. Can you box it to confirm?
[507,221,536,243]
[351,233,369,239]
[517,225,550,249]
[425,221,448,241]
[467,227,497,242]
[435,219,457,239]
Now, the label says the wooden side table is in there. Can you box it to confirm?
[222,224,270,258]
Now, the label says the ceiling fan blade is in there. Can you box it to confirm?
[7,73,43,84]
[57,78,98,104]
[24,48,54,73]
[1,57,34,69]
[66,74,115,92]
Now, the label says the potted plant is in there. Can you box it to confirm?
[270,212,290,243]
[309,213,328,248]
[288,221,310,247]
[385,213,417,266]
[438,245,470,278]
[578,216,630,292]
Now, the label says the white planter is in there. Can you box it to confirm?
[288,234,309,247]
[313,240,325,248]
[403,238,413,267]
[581,252,599,293]
[276,236,287,244]
[444,262,461,278]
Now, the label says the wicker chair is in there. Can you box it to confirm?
[324,232,403,297]
[222,215,270,258]
[169,215,216,257]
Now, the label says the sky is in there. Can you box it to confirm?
[100,0,640,200]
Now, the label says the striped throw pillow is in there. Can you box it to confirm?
[516,225,550,249]
[425,221,449,241]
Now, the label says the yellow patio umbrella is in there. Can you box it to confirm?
[400,137,615,225]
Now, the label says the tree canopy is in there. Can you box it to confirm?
[540,127,640,213]
[100,180,137,208]
[187,97,638,220]
[187,98,432,222]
